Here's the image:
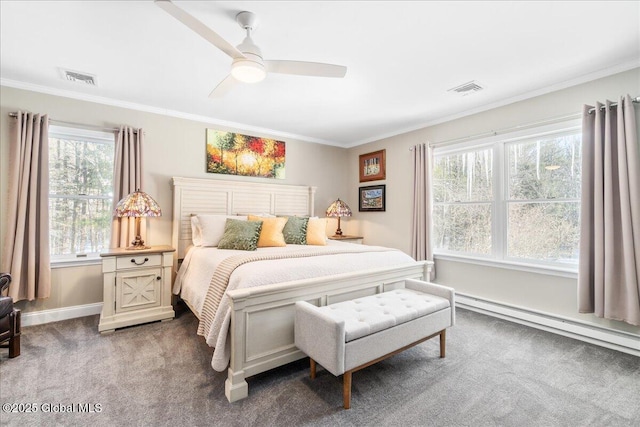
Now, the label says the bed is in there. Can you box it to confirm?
[171,176,433,402]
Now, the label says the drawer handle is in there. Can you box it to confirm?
[156,276,161,281]
[131,257,149,266]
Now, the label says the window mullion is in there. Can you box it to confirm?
[492,143,505,260]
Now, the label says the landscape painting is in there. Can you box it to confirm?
[206,129,286,179]
[359,184,386,212]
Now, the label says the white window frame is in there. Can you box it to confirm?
[432,119,582,277]
[48,125,115,266]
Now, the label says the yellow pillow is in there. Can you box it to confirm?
[247,215,287,247]
[306,217,327,246]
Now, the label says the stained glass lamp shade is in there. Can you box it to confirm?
[114,189,162,250]
[326,198,352,236]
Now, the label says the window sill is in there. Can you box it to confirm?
[51,257,102,269]
[433,253,578,279]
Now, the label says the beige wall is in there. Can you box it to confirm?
[347,68,640,335]
[0,86,348,314]
[2,68,640,337]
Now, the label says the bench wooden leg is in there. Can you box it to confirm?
[343,371,352,410]
[310,358,316,380]
[440,329,446,358]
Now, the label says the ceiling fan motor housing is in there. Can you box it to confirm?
[231,35,266,83]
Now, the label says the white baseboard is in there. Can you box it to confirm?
[456,293,640,357]
[21,303,103,327]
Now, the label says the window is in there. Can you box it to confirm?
[49,126,114,260]
[433,148,493,255]
[432,120,582,270]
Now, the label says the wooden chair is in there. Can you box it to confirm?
[0,273,21,358]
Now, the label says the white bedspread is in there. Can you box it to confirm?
[173,240,416,371]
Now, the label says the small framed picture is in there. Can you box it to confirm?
[359,149,386,182]
[359,185,386,212]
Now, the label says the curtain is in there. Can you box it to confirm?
[110,127,144,249]
[411,143,434,279]
[1,112,51,301]
[578,94,640,325]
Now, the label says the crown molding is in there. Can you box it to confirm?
[344,59,640,148]
[0,78,344,148]
[3,58,638,150]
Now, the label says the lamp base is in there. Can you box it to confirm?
[126,235,149,250]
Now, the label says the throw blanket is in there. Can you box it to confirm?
[197,245,394,341]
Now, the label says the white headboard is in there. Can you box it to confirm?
[171,176,317,260]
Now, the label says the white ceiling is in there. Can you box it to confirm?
[1,1,639,147]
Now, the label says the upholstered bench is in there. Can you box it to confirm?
[294,279,455,409]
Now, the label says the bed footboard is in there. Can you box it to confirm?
[223,261,433,402]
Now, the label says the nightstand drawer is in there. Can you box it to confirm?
[116,254,162,270]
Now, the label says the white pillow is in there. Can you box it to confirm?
[191,214,248,246]
[191,216,203,246]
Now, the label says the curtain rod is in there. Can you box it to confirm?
[587,96,640,114]
[425,95,640,149]
[7,112,139,134]
[425,112,581,149]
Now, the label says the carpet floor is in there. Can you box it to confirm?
[1,304,638,427]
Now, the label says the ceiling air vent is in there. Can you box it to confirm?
[447,80,484,96]
[61,68,97,86]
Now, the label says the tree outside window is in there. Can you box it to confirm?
[432,124,581,268]
[49,127,114,259]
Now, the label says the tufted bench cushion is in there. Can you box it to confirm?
[317,289,450,342]
[295,279,455,409]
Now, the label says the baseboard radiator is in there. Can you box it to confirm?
[18,296,640,357]
[456,293,640,357]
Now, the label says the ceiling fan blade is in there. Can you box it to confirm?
[265,60,347,78]
[209,75,237,98]
[155,0,245,60]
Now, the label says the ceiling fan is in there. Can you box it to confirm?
[154,0,347,98]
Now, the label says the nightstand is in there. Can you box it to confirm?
[328,235,364,244]
[98,245,175,333]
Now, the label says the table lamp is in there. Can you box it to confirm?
[114,189,162,250]
[326,198,352,236]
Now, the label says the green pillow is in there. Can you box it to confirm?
[281,216,309,245]
[217,219,263,251]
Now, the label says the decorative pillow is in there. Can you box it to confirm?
[192,214,248,247]
[281,216,309,245]
[217,219,262,251]
[247,215,287,247]
[306,217,327,246]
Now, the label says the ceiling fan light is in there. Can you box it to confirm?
[231,59,266,83]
